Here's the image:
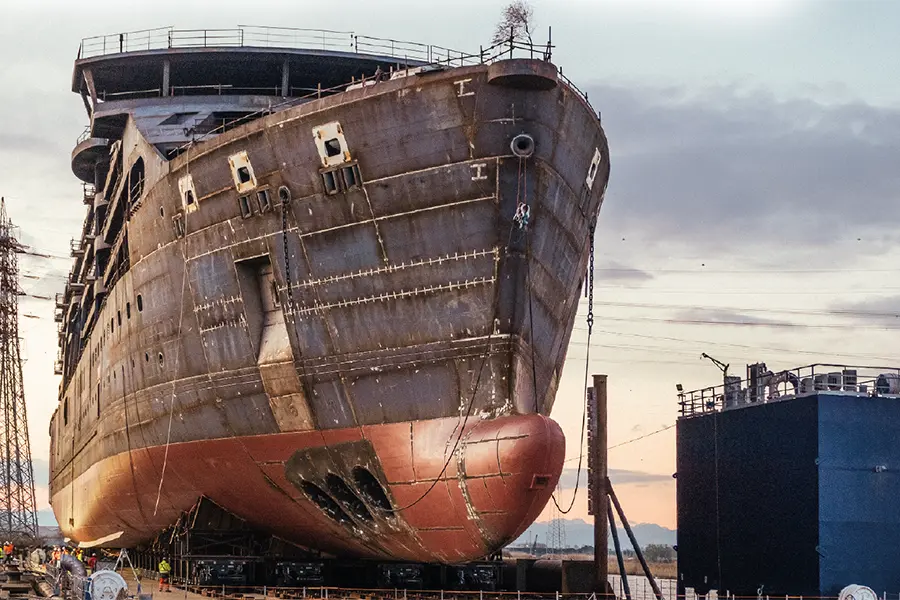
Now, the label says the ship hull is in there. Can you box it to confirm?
[51,413,563,562]
[51,54,609,561]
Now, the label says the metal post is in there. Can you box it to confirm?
[281,59,290,97]
[608,503,630,600]
[608,480,663,600]
[162,59,171,97]
[590,374,609,594]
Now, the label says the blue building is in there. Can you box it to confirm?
[676,364,900,597]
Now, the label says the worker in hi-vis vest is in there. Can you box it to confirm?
[158,557,172,592]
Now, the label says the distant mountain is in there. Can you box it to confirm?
[37,509,57,526]
[514,519,676,549]
[38,525,64,545]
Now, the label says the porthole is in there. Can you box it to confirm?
[257,189,271,213]
[179,173,198,213]
[159,206,165,218]
[173,214,185,238]
[239,196,252,218]
[323,138,342,157]
[322,171,339,195]
[126,302,131,319]
[137,295,143,312]
[117,310,122,326]
[228,151,257,192]
[341,164,361,191]
[158,352,164,366]
[278,186,291,204]
[144,352,149,363]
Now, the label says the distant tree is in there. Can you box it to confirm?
[643,544,676,563]
[492,0,535,46]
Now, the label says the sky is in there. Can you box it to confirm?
[2,0,900,532]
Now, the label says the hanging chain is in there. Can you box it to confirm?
[281,197,294,313]
[586,222,595,334]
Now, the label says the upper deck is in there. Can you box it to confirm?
[73,25,591,102]
[73,26,456,100]
[678,362,900,418]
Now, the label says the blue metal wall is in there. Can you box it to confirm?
[818,395,900,595]
[679,393,900,596]
[677,397,820,595]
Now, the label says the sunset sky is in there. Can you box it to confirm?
[2,0,899,530]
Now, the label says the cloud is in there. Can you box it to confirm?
[672,307,799,327]
[829,296,900,327]
[0,134,66,157]
[557,466,671,489]
[589,84,900,262]
[596,260,654,283]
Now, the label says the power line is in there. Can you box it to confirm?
[590,287,900,295]
[562,423,677,464]
[21,250,69,261]
[608,424,676,450]
[578,314,898,330]
[570,326,898,363]
[579,299,900,320]
[595,266,900,275]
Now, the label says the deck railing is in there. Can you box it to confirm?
[78,25,540,66]
[79,26,469,61]
[76,26,592,108]
[679,363,900,417]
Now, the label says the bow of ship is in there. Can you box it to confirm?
[50,26,610,562]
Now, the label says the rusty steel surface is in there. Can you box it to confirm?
[50,41,610,562]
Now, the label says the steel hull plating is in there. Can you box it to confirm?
[50,55,609,561]
[52,413,563,561]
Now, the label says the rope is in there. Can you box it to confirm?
[385,244,509,513]
[385,175,524,514]
[281,195,296,314]
[153,161,192,516]
[518,156,540,414]
[607,423,675,450]
[551,221,594,514]
[386,322,498,513]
